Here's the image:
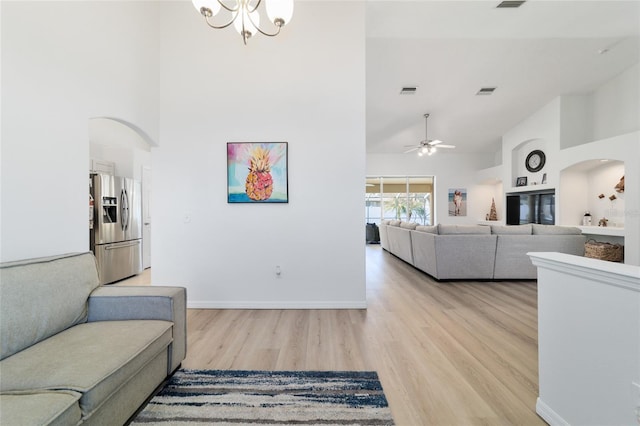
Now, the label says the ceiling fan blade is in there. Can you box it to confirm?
[437,144,456,149]
[403,144,419,148]
[404,146,420,153]
[428,140,443,146]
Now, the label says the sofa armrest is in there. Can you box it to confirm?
[87,286,186,373]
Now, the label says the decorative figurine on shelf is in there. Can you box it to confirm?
[615,175,624,193]
[488,198,498,221]
[583,211,592,226]
[598,217,608,227]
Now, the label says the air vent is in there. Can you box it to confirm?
[476,87,497,96]
[400,87,417,95]
[496,1,526,8]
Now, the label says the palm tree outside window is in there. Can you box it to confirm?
[365,176,434,225]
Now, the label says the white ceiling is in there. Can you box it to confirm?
[365,0,640,154]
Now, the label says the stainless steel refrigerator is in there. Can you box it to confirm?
[90,173,143,285]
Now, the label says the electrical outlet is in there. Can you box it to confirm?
[275,265,281,277]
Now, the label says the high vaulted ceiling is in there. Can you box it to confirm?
[365,0,640,154]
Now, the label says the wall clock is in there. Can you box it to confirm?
[525,149,546,173]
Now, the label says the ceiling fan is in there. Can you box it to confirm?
[404,114,456,156]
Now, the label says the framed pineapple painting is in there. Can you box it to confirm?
[227,142,289,203]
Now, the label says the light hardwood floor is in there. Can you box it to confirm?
[119,246,544,425]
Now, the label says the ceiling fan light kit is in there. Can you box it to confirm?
[404,114,456,156]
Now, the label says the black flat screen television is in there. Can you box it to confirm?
[506,190,555,225]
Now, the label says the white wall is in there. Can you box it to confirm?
[502,97,561,191]
[559,94,590,150]
[366,152,495,224]
[591,63,640,141]
[152,1,366,308]
[1,2,159,261]
[89,118,152,180]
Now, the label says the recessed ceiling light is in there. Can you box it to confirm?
[400,87,417,95]
[476,87,497,95]
[496,1,526,8]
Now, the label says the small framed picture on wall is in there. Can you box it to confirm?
[516,176,528,187]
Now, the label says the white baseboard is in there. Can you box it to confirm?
[536,397,569,426]
[187,300,368,309]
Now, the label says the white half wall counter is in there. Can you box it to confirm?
[529,252,640,426]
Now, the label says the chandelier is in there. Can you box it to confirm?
[191,0,294,45]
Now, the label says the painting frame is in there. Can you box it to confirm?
[227,142,289,204]
[516,176,528,187]
[448,188,467,217]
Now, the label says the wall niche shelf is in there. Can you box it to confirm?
[558,159,625,234]
[507,184,554,194]
[577,226,625,237]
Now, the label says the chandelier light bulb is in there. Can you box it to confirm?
[421,146,428,154]
[266,0,294,26]
[418,151,423,157]
[233,6,261,39]
[192,0,221,17]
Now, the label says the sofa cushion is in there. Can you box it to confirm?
[438,224,491,235]
[494,234,586,279]
[0,320,172,418]
[491,224,532,235]
[400,222,418,230]
[415,225,438,234]
[0,252,100,360]
[433,235,498,279]
[0,390,82,426]
[388,220,401,226]
[532,224,582,235]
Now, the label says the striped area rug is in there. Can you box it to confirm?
[131,369,394,425]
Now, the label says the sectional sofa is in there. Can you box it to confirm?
[379,221,586,280]
[0,252,187,425]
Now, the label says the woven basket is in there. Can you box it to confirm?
[585,239,624,262]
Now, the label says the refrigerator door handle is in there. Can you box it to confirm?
[104,240,141,250]
[121,189,129,231]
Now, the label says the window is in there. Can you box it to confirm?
[365,176,434,225]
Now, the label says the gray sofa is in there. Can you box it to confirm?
[380,222,586,280]
[0,252,187,425]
